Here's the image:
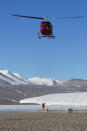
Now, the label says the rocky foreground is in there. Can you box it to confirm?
[0,111,87,131]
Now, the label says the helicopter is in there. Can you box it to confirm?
[12,14,83,39]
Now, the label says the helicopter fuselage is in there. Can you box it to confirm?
[38,21,55,39]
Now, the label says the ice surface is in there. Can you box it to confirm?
[20,92,87,106]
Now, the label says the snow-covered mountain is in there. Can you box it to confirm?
[0,71,87,105]
[0,70,62,86]
[13,73,31,83]
[20,92,87,106]
[0,70,31,85]
[29,77,62,86]
[0,72,15,85]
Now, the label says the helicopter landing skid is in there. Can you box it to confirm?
[38,32,56,39]
[42,35,56,39]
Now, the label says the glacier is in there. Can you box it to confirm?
[20,92,87,106]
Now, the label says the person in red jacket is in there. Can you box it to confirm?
[42,103,45,111]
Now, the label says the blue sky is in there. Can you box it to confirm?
[0,0,87,81]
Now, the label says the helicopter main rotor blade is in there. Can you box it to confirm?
[12,14,83,20]
[12,14,46,20]
[50,16,83,20]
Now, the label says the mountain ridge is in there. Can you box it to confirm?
[0,70,62,86]
[0,70,87,105]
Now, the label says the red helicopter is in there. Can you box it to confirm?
[12,14,83,39]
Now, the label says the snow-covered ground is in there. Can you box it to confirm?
[20,92,87,106]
